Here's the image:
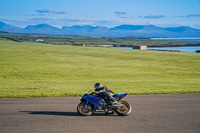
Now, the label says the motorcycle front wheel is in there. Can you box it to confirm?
[77,101,93,116]
[114,100,132,116]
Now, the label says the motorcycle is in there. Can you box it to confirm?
[77,90,132,116]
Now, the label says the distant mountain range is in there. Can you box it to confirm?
[0,21,200,37]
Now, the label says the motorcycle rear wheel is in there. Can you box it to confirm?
[114,100,132,116]
[77,101,93,116]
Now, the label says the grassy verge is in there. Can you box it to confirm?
[0,38,200,98]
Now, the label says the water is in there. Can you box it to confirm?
[111,38,200,53]
[111,46,200,53]
[148,46,200,53]
[149,38,200,52]
[151,38,200,42]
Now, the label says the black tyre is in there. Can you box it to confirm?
[77,101,93,116]
[114,100,132,116]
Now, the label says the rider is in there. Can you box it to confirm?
[94,83,117,105]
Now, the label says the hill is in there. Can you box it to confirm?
[24,24,61,34]
[0,21,23,33]
[0,21,200,37]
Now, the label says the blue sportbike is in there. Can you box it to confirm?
[77,90,132,116]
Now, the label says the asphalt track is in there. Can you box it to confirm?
[0,94,200,133]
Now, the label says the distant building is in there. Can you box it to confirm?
[35,39,44,42]
[132,45,147,50]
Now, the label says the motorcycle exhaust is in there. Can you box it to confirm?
[94,109,106,114]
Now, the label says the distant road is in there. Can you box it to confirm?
[0,94,200,133]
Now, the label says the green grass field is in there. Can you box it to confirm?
[0,38,200,98]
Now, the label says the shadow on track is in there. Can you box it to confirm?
[20,111,80,116]
[20,111,118,116]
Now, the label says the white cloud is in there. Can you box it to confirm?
[143,15,166,19]
[35,9,66,14]
[115,11,127,15]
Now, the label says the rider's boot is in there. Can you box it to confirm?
[110,97,118,106]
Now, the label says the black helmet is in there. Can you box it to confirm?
[94,83,102,89]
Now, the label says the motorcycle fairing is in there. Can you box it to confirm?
[113,93,127,100]
[81,94,103,107]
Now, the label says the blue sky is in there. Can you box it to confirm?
[0,0,200,29]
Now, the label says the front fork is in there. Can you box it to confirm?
[82,101,91,111]
[82,101,88,107]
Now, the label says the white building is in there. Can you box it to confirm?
[35,39,44,42]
